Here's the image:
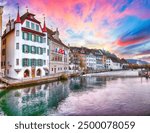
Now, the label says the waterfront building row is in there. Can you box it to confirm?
[69,47,129,72]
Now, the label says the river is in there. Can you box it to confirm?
[0,76,150,116]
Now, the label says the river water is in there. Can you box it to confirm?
[0,76,150,116]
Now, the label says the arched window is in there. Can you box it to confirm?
[36,69,41,76]
[24,69,30,78]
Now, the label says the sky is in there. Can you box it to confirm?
[1,0,150,62]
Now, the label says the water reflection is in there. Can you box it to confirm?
[0,81,70,116]
[0,77,150,116]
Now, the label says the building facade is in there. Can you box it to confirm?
[86,53,96,70]
[106,57,122,70]
[0,6,3,73]
[47,28,69,74]
[1,9,49,79]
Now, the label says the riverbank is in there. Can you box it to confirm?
[0,70,141,89]
[83,70,140,77]
[0,73,79,89]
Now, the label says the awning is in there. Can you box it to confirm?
[43,67,49,73]
[14,69,21,73]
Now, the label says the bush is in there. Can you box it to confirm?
[60,74,68,80]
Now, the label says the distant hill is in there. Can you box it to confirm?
[126,59,149,65]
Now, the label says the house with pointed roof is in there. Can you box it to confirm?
[1,8,49,79]
[47,27,69,74]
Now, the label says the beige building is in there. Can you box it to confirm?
[0,6,3,73]
[47,28,69,74]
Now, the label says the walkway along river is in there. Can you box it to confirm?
[0,76,150,116]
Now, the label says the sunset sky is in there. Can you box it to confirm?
[1,0,150,62]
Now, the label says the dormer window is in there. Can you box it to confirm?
[31,23,34,30]
[26,21,30,28]
[36,24,39,31]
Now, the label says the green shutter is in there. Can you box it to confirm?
[40,37,42,43]
[29,59,32,66]
[29,33,32,41]
[36,35,39,42]
[22,59,24,67]
[36,59,38,66]
[36,47,39,54]
[28,46,31,53]
[41,60,43,66]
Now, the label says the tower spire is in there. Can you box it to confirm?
[42,15,47,32]
[15,4,21,23]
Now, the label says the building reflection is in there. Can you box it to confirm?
[70,76,107,92]
[0,81,70,116]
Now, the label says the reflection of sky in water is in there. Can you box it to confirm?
[0,77,150,116]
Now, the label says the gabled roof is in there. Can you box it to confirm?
[20,12,41,24]
[47,27,69,49]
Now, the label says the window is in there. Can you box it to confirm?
[2,49,5,55]
[43,48,46,53]
[43,38,46,43]
[25,45,29,53]
[36,24,39,31]
[26,21,30,28]
[31,23,34,29]
[29,33,32,41]
[44,60,46,65]
[16,59,19,65]
[40,48,43,54]
[31,46,36,54]
[16,30,19,36]
[36,47,39,54]
[40,36,43,43]
[3,39,6,45]
[36,35,39,42]
[31,59,36,66]
[52,68,53,71]
[7,69,9,74]
[22,32,29,40]
[32,34,35,41]
[47,49,49,56]
[22,58,29,66]
[16,43,19,49]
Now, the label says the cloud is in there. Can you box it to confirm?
[2,0,150,62]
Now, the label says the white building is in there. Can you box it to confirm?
[47,28,69,74]
[106,57,122,70]
[0,6,3,74]
[1,8,49,79]
[86,53,96,70]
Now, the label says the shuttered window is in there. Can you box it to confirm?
[26,21,30,28]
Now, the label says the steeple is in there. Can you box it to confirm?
[15,5,21,23]
[42,16,47,32]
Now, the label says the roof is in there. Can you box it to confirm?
[20,12,41,24]
[120,58,128,64]
[109,57,121,63]
[15,9,21,23]
[47,28,69,49]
